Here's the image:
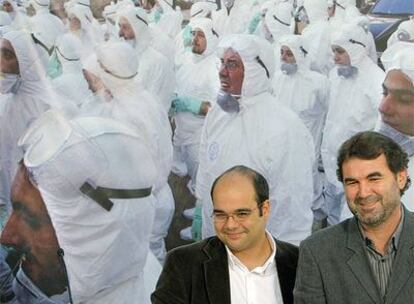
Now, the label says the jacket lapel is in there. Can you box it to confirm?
[346,218,382,303]
[202,237,231,304]
[384,209,414,304]
[275,239,297,304]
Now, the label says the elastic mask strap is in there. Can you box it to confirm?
[56,47,80,62]
[256,56,270,78]
[33,0,48,7]
[76,2,90,7]
[349,38,366,48]
[98,60,138,80]
[191,9,203,18]
[273,15,290,27]
[334,0,345,10]
[300,46,308,56]
[80,181,152,211]
[31,33,54,56]
[135,14,148,26]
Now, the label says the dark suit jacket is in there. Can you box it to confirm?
[294,207,414,304]
[151,236,299,304]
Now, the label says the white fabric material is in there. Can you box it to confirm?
[301,0,333,75]
[0,30,76,214]
[197,35,314,245]
[272,35,329,218]
[28,4,65,51]
[190,1,217,18]
[381,42,414,82]
[387,19,414,47]
[321,23,385,225]
[0,11,12,35]
[19,111,157,304]
[156,7,183,40]
[264,1,294,42]
[86,42,174,263]
[212,0,253,37]
[227,231,283,304]
[51,33,90,107]
[118,7,175,113]
[67,4,104,58]
[174,17,220,146]
[4,0,29,30]
[174,18,220,198]
[102,1,119,42]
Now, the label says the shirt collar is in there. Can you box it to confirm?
[225,230,276,274]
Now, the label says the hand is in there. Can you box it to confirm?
[172,96,202,115]
[191,204,202,241]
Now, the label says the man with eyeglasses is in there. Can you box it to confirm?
[152,165,299,304]
[321,22,385,226]
[195,34,316,246]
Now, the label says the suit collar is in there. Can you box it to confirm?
[202,237,231,304]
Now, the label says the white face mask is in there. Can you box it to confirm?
[0,73,22,94]
[124,38,136,48]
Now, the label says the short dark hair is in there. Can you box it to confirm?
[336,131,411,195]
[210,165,269,215]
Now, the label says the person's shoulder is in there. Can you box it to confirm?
[301,219,352,248]
[166,236,223,262]
[274,238,299,264]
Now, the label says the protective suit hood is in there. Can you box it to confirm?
[28,0,49,13]
[381,42,414,84]
[0,11,12,35]
[96,41,139,94]
[264,1,294,40]
[279,35,308,69]
[218,34,275,98]
[3,30,49,84]
[55,33,82,71]
[188,17,218,58]
[190,1,217,19]
[19,110,157,303]
[331,23,368,67]
[118,7,151,53]
[303,0,328,23]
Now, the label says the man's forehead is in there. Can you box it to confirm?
[119,16,131,26]
[222,48,241,61]
[385,69,414,90]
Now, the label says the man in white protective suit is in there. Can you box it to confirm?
[337,43,414,220]
[272,34,329,229]
[212,0,253,37]
[117,7,175,113]
[0,110,158,304]
[27,0,64,44]
[299,0,333,75]
[81,41,174,264]
[1,0,29,30]
[321,22,385,225]
[196,34,316,245]
[172,17,220,239]
[0,30,76,229]
[51,33,90,109]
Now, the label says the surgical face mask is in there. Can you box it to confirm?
[0,72,22,94]
[337,65,358,78]
[217,89,240,113]
[13,268,70,304]
[223,0,234,9]
[280,62,298,75]
[47,51,63,79]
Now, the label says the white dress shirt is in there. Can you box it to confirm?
[226,231,284,304]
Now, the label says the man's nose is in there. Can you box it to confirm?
[0,214,20,249]
[357,181,373,199]
[378,94,393,116]
[224,215,239,229]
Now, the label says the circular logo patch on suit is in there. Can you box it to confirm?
[208,142,219,161]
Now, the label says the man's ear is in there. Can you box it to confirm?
[397,169,408,190]
[261,199,270,217]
